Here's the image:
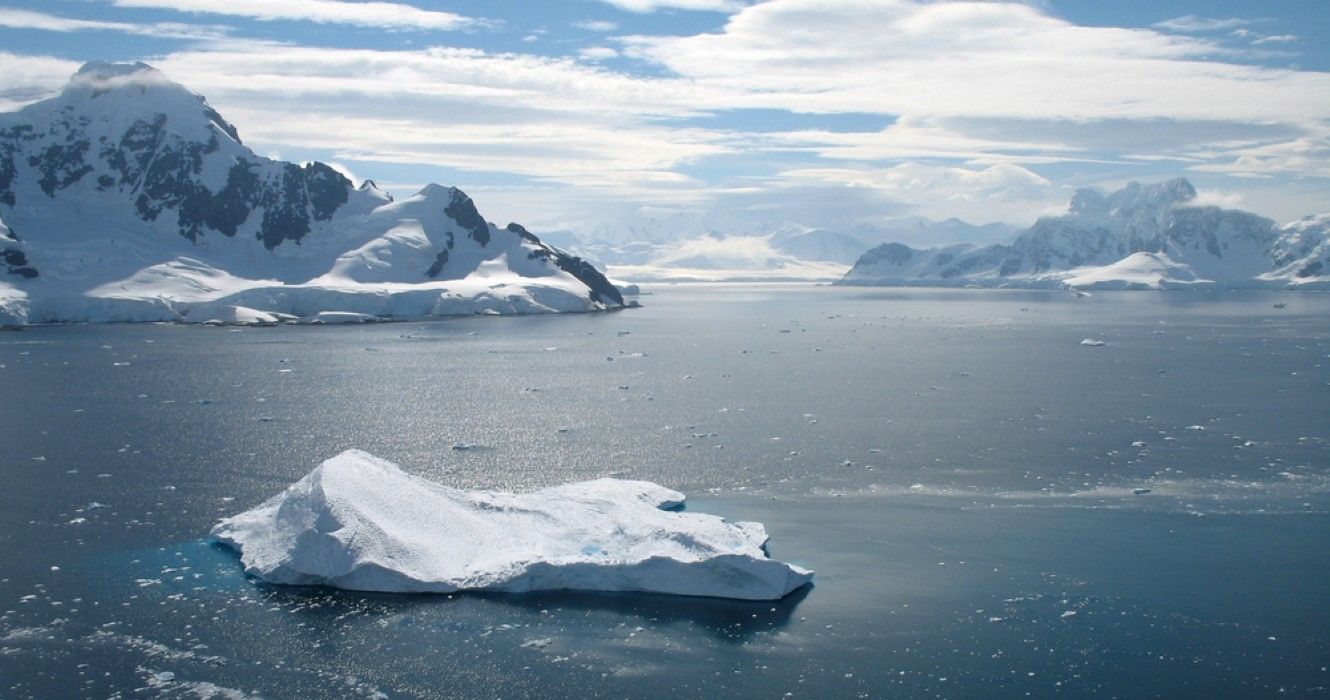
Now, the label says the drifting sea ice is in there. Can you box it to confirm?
[212,450,813,600]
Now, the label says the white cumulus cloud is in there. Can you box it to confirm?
[110,0,477,31]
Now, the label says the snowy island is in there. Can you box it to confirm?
[212,450,813,601]
[0,62,628,327]
[838,178,1330,290]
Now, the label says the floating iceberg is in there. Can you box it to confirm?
[212,450,813,600]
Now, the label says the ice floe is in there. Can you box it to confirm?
[212,450,812,600]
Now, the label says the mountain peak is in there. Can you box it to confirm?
[67,61,174,99]
[415,183,462,200]
[1069,188,1108,216]
[74,60,161,82]
[47,61,243,145]
[1109,177,1196,208]
[1067,178,1197,219]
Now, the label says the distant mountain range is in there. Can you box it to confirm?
[839,179,1329,289]
[544,219,1016,283]
[0,62,623,326]
[4,63,1318,325]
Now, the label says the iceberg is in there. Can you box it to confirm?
[212,450,813,601]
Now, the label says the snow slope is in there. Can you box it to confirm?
[839,179,1330,289]
[213,450,813,601]
[0,62,623,325]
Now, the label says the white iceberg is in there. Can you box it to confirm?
[185,304,295,326]
[211,450,813,601]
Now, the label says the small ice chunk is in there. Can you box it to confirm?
[1079,339,1106,347]
[212,450,813,600]
[298,311,380,325]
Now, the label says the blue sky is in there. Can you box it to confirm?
[2,0,1328,236]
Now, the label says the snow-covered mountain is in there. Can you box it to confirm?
[839,179,1330,289]
[768,226,871,265]
[0,62,624,326]
[536,230,853,282]
[539,219,1016,284]
[540,212,1014,282]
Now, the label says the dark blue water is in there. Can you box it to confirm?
[2,286,1328,697]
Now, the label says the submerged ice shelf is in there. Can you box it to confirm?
[212,450,813,601]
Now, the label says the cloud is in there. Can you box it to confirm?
[573,20,619,32]
[579,46,620,62]
[651,235,790,268]
[765,116,1084,164]
[778,161,1065,223]
[0,52,82,111]
[132,43,741,193]
[110,0,477,31]
[318,161,361,186]
[1188,130,1330,179]
[1152,15,1256,33]
[0,8,229,39]
[3,0,1328,228]
[597,0,746,13]
[623,0,1330,125]
[1252,34,1297,45]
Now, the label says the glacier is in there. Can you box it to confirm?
[838,179,1330,290]
[0,62,626,326]
[212,450,813,601]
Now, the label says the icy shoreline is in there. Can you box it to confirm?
[0,273,640,328]
[212,450,813,601]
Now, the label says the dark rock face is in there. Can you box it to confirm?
[551,252,624,306]
[506,222,542,244]
[446,189,490,247]
[426,249,449,278]
[514,221,622,306]
[114,122,351,249]
[0,77,355,251]
[2,246,37,278]
[1,224,36,278]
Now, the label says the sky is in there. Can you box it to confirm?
[2,0,1329,238]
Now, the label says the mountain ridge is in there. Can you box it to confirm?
[839,179,1329,290]
[0,61,624,326]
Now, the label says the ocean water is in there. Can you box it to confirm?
[1,285,1327,698]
